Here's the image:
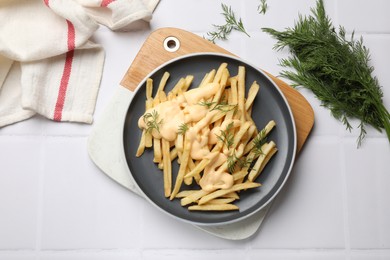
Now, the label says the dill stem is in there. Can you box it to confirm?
[241,29,250,38]
[377,102,390,142]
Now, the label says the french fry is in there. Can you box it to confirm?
[188,204,239,211]
[181,189,211,206]
[244,120,276,155]
[199,69,216,87]
[222,192,240,199]
[153,138,162,163]
[213,116,223,128]
[136,130,146,157]
[184,157,211,179]
[213,63,228,84]
[159,90,167,102]
[248,141,276,182]
[237,66,246,122]
[230,78,238,105]
[198,182,261,205]
[242,124,257,147]
[162,139,172,197]
[146,78,153,99]
[175,132,184,152]
[199,72,209,86]
[170,78,185,96]
[145,79,154,147]
[257,147,278,174]
[183,174,193,185]
[232,121,252,150]
[226,75,237,86]
[183,157,195,185]
[187,156,196,171]
[212,68,229,103]
[170,138,192,200]
[205,198,236,205]
[175,190,197,198]
[136,79,154,155]
[150,82,162,163]
[157,71,170,93]
[158,147,178,169]
[245,81,260,111]
[232,169,248,181]
[184,75,194,91]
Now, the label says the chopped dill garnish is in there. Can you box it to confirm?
[210,102,237,113]
[252,128,267,155]
[206,3,250,43]
[238,156,253,169]
[198,100,237,113]
[198,101,216,109]
[227,150,254,174]
[143,110,162,134]
[227,152,238,174]
[216,122,235,149]
[258,0,268,15]
[178,123,189,135]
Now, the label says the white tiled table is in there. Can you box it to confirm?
[1,1,389,259]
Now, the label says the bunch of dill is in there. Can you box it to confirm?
[262,0,390,146]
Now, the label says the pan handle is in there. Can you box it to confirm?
[119,27,232,92]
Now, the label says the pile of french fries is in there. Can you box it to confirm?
[136,63,277,211]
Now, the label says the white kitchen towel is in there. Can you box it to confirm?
[0,0,159,127]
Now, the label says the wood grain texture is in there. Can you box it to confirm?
[121,27,314,152]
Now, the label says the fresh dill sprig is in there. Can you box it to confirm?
[143,110,162,134]
[227,150,253,174]
[211,102,237,113]
[178,123,189,135]
[198,101,216,109]
[238,156,253,169]
[216,122,235,149]
[258,0,268,15]
[227,152,237,174]
[252,129,267,155]
[198,100,237,113]
[262,0,390,147]
[206,3,250,43]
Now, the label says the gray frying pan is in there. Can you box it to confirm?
[123,53,297,226]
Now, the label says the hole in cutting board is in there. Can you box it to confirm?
[163,36,180,52]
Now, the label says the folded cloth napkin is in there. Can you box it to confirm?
[0,0,159,127]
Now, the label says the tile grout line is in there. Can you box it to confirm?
[241,0,250,62]
[139,203,146,258]
[333,1,352,259]
[340,136,352,259]
[35,134,46,259]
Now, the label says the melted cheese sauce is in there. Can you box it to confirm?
[138,99,184,141]
[199,152,233,191]
[138,83,236,191]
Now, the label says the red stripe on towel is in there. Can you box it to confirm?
[66,20,75,50]
[43,0,49,6]
[101,0,114,7]
[53,20,75,121]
